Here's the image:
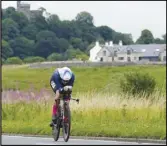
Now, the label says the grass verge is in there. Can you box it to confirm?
[2,92,166,139]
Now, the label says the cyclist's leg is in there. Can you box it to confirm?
[52,92,60,121]
[50,90,61,127]
[50,80,60,126]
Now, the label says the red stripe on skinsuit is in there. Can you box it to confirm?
[52,104,57,115]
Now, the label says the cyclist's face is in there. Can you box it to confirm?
[62,80,69,85]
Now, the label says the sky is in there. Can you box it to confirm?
[2,1,166,42]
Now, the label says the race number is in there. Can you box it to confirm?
[51,81,56,89]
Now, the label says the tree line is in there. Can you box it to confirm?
[2,6,166,63]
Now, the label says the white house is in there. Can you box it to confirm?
[159,45,166,61]
[89,40,166,62]
[89,40,123,62]
[89,41,102,62]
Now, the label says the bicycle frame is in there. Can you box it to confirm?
[59,98,68,123]
[52,96,79,142]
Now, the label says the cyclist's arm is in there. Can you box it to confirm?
[50,73,63,94]
[68,74,75,87]
[65,74,75,95]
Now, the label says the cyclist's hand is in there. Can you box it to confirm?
[64,86,72,91]
[54,96,58,101]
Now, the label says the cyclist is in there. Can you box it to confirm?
[49,66,75,127]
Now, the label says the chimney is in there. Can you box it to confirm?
[119,40,123,46]
[109,41,113,46]
[105,42,109,46]
[95,41,99,46]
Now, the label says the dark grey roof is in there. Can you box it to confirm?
[104,44,166,57]
[102,45,123,52]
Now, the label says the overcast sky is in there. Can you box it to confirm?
[2,1,166,41]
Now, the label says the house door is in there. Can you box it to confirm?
[100,57,103,62]
[127,57,131,62]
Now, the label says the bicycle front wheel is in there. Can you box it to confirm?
[52,106,61,141]
[52,124,60,141]
[62,102,71,142]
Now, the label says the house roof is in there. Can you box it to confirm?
[101,45,123,52]
[125,44,165,56]
[102,44,166,57]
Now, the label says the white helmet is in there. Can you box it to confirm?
[58,67,72,84]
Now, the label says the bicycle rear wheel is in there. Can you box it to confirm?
[62,102,71,142]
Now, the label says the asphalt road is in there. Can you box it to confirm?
[1,135,165,145]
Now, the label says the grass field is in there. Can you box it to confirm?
[2,65,166,94]
[2,65,166,139]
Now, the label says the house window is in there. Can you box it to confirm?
[127,50,131,55]
[114,51,117,57]
[134,57,136,60]
[127,57,131,62]
[103,50,106,56]
[118,57,124,60]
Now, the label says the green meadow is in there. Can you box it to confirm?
[2,65,166,139]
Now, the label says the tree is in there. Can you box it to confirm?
[2,9,5,19]
[47,14,60,24]
[119,33,134,45]
[10,11,29,30]
[154,38,164,44]
[22,24,38,40]
[162,34,166,42]
[70,37,83,49]
[136,29,154,44]
[9,37,35,59]
[4,7,16,18]
[75,11,94,26]
[35,30,58,57]
[2,39,13,59]
[2,5,139,61]
[69,20,82,38]
[2,18,20,41]
[57,38,69,53]
[36,30,56,41]
[86,42,96,55]
[30,15,48,31]
[56,20,74,39]
[38,7,46,13]
[96,26,116,41]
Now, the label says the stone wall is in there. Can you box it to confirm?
[29,61,166,68]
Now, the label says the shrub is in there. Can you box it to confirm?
[23,56,45,63]
[120,72,156,97]
[5,57,23,65]
[76,54,89,61]
[47,53,63,61]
